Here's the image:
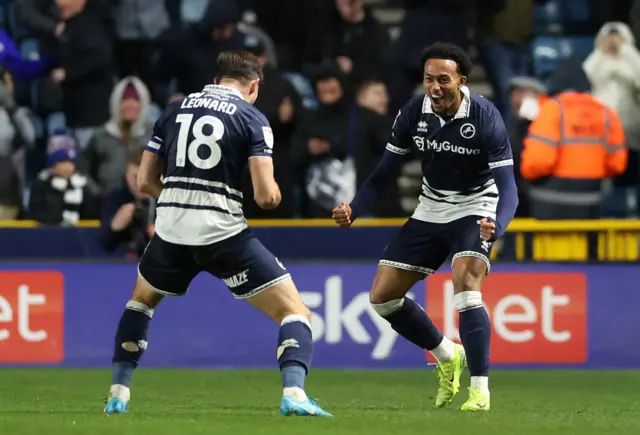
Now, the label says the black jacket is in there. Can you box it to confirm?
[100,184,153,256]
[56,3,114,128]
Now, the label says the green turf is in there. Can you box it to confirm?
[0,369,638,435]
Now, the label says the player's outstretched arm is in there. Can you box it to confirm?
[137,150,164,198]
[248,156,281,210]
[340,150,404,224]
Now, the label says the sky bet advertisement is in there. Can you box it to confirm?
[0,263,638,369]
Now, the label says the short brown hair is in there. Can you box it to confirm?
[127,147,144,166]
[215,50,264,85]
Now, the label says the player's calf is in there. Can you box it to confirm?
[452,256,491,407]
[106,276,164,414]
[245,279,331,417]
[369,265,455,363]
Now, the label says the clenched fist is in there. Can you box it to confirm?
[479,217,496,241]
[332,201,352,228]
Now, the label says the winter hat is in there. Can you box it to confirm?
[122,82,140,101]
[46,129,77,167]
[47,147,77,168]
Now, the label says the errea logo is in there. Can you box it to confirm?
[417,121,428,133]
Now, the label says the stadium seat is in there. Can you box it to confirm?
[46,112,67,137]
[532,36,594,79]
[20,38,40,61]
[282,72,318,110]
[561,0,590,32]
[180,0,208,24]
[533,0,562,34]
[31,114,44,139]
[148,104,162,123]
[7,3,28,40]
[0,4,6,31]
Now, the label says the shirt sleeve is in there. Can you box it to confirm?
[385,99,417,156]
[247,109,274,158]
[483,104,514,169]
[145,107,170,155]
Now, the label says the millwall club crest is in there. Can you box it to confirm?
[460,123,476,139]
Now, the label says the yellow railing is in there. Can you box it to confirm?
[503,219,640,262]
[1,218,639,261]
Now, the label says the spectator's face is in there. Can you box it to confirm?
[423,59,467,114]
[56,0,86,12]
[510,88,538,114]
[121,98,141,123]
[51,161,75,179]
[316,78,343,105]
[357,82,389,115]
[336,0,365,21]
[211,24,236,42]
[599,34,624,55]
[2,72,14,93]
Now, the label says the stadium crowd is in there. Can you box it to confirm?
[0,0,639,234]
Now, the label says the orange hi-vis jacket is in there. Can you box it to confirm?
[521,92,628,206]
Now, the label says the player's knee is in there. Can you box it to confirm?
[370,297,404,318]
[131,278,164,309]
[369,285,395,306]
[273,303,310,325]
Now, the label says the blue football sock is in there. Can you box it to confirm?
[374,297,444,350]
[111,300,154,387]
[456,291,491,377]
[277,315,313,391]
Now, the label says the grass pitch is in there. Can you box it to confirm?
[0,369,638,435]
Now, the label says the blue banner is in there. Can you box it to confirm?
[0,263,638,369]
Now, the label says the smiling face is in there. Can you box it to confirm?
[423,58,467,115]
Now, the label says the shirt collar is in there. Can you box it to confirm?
[202,84,245,100]
[422,85,471,119]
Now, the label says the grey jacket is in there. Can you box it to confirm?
[80,76,153,194]
[113,0,170,40]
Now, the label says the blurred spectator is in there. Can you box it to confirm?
[0,66,36,189]
[0,157,22,220]
[507,76,547,217]
[305,0,391,87]
[28,135,100,225]
[100,148,154,258]
[156,0,245,103]
[477,0,537,119]
[112,0,169,105]
[51,0,115,149]
[247,0,331,71]
[0,29,53,80]
[16,0,68,54]
[81,77,152,194]
[356,78,389,116]
[292,68,393,218]
[521,64,628,220]
[0,65,28,219]
[238,11,278,69]
[584,22,640,215]
[242,39,300,218]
